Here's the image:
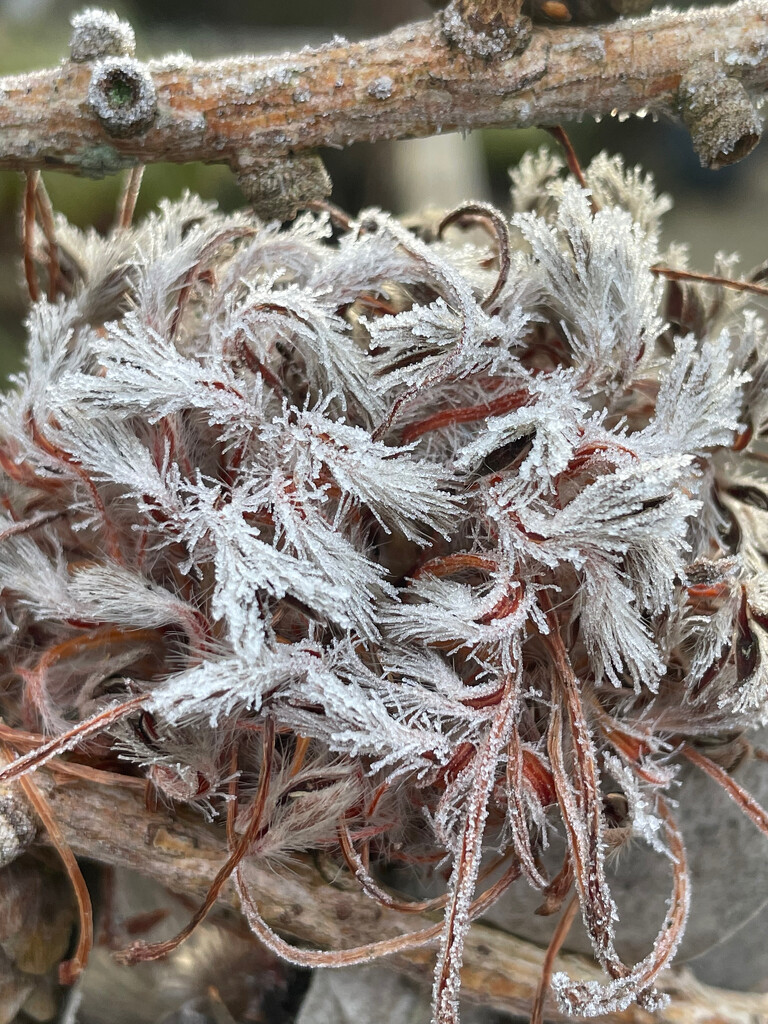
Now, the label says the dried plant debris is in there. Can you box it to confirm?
[4,151,768,1024]
[74,869,302,1024]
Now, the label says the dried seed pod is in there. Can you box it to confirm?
[6,135,768,1023]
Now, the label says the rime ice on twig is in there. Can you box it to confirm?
[6,1,768,175]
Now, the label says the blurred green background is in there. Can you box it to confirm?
[1,0,766,386]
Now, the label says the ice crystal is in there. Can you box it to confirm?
[4,153,768,1023]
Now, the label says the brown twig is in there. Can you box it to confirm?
[1,2,767,176]
[10,770,768,1024]
[23,769,768,1023]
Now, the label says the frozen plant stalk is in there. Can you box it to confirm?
[4,151,768,1023]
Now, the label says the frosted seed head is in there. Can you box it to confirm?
[5,147,767,1020]
[87,57,157,138]
[70,8,136,62]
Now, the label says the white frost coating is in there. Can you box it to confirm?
[87,56,157,136]
[155,51,194,70]
[604,754,669,855]
[70,7,135,62]
[263,63,302,86]
[724,43,768,66]
[368,75,394,100]
[1,151,766,1024]
[513,180,666,393]
[439,1,515,58]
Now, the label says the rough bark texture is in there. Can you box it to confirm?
[23,772,768,1024]
[0,0,766,176]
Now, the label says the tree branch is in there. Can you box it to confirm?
[25,772,768,1024]
[0,0,766,179]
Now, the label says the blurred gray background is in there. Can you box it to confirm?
[0,0,766,385]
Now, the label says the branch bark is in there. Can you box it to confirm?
[26,772,768,1024]
[0,0,766,177]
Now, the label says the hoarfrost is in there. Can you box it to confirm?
[0,150,763,1024]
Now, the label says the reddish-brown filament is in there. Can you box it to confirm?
[289,734,311,777]
[530,893,579,1024]
[26,413,124,563]
[117,719,276,965]
[652,265,768,299]
[438,202,512,312]
[116,165,145,230]
[411,552,498,580]
[169,225,259,338]
[0,721,145,790]
[475,583,524,624]
[2,740,94,985]
[402,387,529,443]
[545,126,589,193]
[31,174,60,301]
[683,744,768,839]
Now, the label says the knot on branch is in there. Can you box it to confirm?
[70,8,136,62]
[679,66,763,170]
[236,153,332,222]
[87,57,157,139]
[439,0,532,58]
